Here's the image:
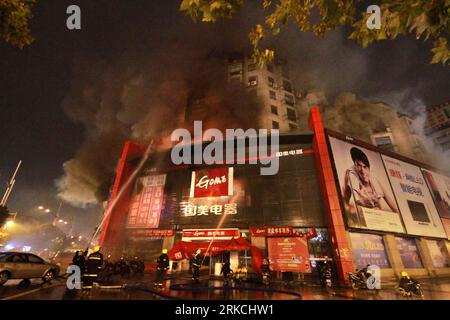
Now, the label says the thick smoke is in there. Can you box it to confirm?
[56,2,449,207]
[56,53,264,206]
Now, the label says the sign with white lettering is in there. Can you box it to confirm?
[182,228,240,238]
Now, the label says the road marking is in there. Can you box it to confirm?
[1,282,64,300]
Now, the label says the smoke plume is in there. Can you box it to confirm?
[56,2,449,207]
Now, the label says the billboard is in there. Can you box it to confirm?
[127,174,166,228]
[349,232,391,269]
[422,169,450,239]
[425,240,450,268]
[328,137,404,233]
[395,237,423,269]
[382,156,447,238]
[267,237,311,272]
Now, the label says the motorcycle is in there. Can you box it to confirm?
[348,271,368,290]
[397,281,424,298]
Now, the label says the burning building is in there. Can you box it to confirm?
[99,108,450,285]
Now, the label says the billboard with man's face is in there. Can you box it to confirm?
[329,137,405,233]
[382,156,447,238]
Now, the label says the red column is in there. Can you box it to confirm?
[309,107,354,285]
[99,141,143,256]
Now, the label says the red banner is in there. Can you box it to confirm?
[250,227,317,238]
[267,237,311,272]
[190,168,233,198]
[250,226,293,237]
[182,228,240,238]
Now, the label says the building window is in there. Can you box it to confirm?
[248,76,257,87]
[269,90,276,100]
[248,63,256,72]
[229,64,242,76]
[271,105,278,115]
[374,135,393,147]
[289,123,298,131]
[268,77,275,87]
[284,94,294,106]
[286,108,297,122]
[283,80,292,92]
[272,121,279,129]
[443,105,450,119]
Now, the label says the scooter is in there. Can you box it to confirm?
[348,271,368,290]
[397,281,424,298]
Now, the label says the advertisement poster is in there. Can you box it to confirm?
[328,137,404,233]
[190,167,233,198]
[267,237,311,272]
[426,240,450,268]
[422,170,450,240]
[349,232,391,269]
[127,174,166,228]
[395,237,423,269]
[382,155,447,238]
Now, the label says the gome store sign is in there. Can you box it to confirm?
[190,167,233,198]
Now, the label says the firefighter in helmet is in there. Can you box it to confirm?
[83,245,103,290]
[154,248,170,288]
[191,249,203,283]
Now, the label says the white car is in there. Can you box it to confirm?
[0,252,60,285]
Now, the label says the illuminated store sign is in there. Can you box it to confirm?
[190,167,233,198]
[180,202,237,217]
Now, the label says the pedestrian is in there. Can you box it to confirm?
[83,245,103,290]
[220,259,232,285]
[72,250,86,274]
[154,249,170,288]
[191,249,203,283]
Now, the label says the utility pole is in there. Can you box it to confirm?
[1,160,22,207]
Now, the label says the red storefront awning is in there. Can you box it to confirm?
[168,237,264,273]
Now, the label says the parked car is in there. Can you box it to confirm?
[0,252,60,285]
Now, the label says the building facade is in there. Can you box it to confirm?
[425,100,450,152]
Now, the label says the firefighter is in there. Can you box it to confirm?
[191,249,203,283]
[83,245,103,290]
[154,249,170,288]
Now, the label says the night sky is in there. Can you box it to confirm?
[0,1,449,237]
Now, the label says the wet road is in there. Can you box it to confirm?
[2,275,450,300]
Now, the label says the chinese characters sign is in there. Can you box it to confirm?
[182,229,240,238]
[250,226,293,237]
[190,167,233,198]
[127,174,166,228]
[267,237,311,272]
[180,202,237,217]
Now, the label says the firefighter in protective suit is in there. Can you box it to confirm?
[191,249,203,283]
[154,249,170,288]
[83,245,103,290]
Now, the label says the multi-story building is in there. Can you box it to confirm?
[364,102,429,163]
[425,100,450,152]
[99,108,450,286]
[185,53,301,133]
